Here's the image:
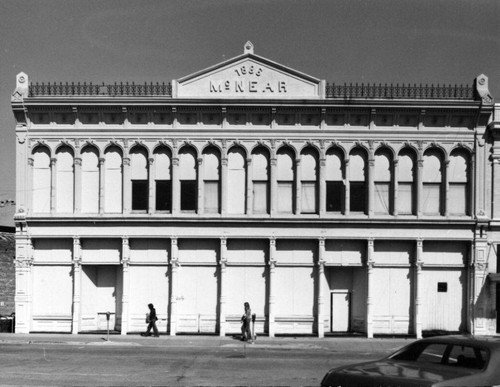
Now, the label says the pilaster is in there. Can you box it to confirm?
[169,237,179,335]
[72,237,81,334]
[268,237,277,337]
[414,238,423,339]
[121,237,130,335]
[366,238,374,338]
[317,238,326,338]
[219,237,227,336]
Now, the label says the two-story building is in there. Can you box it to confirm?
[11,42,500,337]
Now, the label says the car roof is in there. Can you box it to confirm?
[418,335,500,349]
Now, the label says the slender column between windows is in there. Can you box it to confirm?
[219,237,227,336]
[221,156,228,215]
[27,158,34,214]
[295,158,301,214]
[270,157,277,216]
[121,237,130,335]
[393,159,399,216]
[366,238,374,338]
[345,159,350,215]
[123,157,131,214]
[319,158,326,216]
[148,158,154,214]
[50,157,57,213]
[171,155,180,215]
[246,158,253,215]
[417,157,423,217]
[74,157,82,214]
[98,157,105,214]
[444,159,450,216]
[268,237,276,337]
[368,157,375,217]
[198,157,205,215]
[71,237,81,334]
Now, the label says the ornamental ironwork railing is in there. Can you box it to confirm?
[326,83,474,100]
[29,82,173,97]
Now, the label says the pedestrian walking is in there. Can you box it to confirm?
[240,302,252,342]
[141,303,159,337]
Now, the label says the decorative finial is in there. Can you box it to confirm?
[244,41,254,54]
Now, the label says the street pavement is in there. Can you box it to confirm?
[0,333,415,386]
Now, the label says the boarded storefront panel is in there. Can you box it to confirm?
[129,239,170,263]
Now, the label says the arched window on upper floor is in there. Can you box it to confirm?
[56,146,74,213]
[300,147,318,214]
[130,146,149,212]
[349,147,367,214]
[104,146,123,213]
[203,146,220,214]
[325,148,344,213]
[154,147,172,212]
[81,146,99,213]
[277,147,295,214]
[251,147,269,214]
[423,148,444,215]
[374,149,393,215]
[32,146,51,213]
[179,147,198,212]
[449,149,470,216]
[227,147,247,214]
[397,148,416,215]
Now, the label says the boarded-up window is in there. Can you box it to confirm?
[56,146,74,213]
[104,146,122,213]
[81,146,99,213]
[154,147,171,211]
[326,149,344,212]
[301,148,318,213]
[397,150,415,215]
[423,149,443,215]
[130,147,148,211]
[374,150,392,214]
[349,148,366,213]
[449,151,469,215]
[277,148,295,213]
[179,147,197,212]
[228,148,246,214]
[203,147,220,214]
[252,147,269,214]
[32,147,51,213]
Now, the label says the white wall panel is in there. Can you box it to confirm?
[129,239,169,263]
[225,266,266,321]
[81,239,121,264]
[32,265,73,317]
[421,268,466,332]
[372,267,411,334]
[177,266,218,333]
[276,240,316,264]
[374,241,413,265]
[324,240,365,266]
[178,239,218,264]
[227,239,267,264]
[128,266,169,333]
[274,267,314,316]
[423,241,467,266]
[33,239,73,263]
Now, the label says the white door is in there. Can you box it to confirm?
[331,291,350,332]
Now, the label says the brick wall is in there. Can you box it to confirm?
[0,232,15,316]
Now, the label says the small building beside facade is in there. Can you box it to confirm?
[10,43,500,337]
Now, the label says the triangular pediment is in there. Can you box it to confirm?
[173,44,323,99]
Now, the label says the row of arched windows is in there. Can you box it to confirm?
[30,143,471,217]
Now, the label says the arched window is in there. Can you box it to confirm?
[179,147,197,212]
[56,146,74,213]
[325,148,344,213]
[349,148,367,213]
[252,147,269,214]
[423,148,444,215]
[130,147,149,211]
[203,147,220,214]
[374,149,392,214]
[154,147,172,212]
[81,146,99,213]
[228,147,246,214]
[449,150,470,215]
[104,146,123,213]
[397,149,416,215]
[300,147,318,214]
[277,147,295,213]
[32,146,51,213]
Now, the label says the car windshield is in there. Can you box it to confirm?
[389,342,489,370]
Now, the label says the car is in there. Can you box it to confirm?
[321,335,500,387]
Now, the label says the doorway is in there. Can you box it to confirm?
[331,291,351,332]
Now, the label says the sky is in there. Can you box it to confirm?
[0,0,499,226]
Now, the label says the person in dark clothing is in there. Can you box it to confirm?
[142,303,159,337]
[240,302,252,341]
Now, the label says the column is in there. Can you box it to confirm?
[122,157,131,213]
[50,157,57,213]
[366,238,374,338]
[416,152,424,218]
[221,154,228,215]
[219,237,227,336]
[148,158,155,214]
[27,157,34,214]
[172,151,180,215]
[295,158,301,214]
[317,238,326,337]
[414,238,423,339]
[268,237,277,337]
[72,237,82,334]
[393,159,399,216]
[345,159,350,215]
[14,235,32,333]
[169,237,179,335]
[270,156,278,216]
[74,157,82,213]
[98,157,105,214]
[121,237,130,335]
[472,237,489,335]
[444,159,450,216]
[246,158,253,215]
[319,158,326,216]
[197,157,204,215]
[368,157,375,217]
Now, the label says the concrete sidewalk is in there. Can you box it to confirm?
[0,332,413,353]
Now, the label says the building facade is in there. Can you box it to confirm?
[11,43,500,337]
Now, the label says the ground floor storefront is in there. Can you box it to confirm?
[15,223,498,337]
